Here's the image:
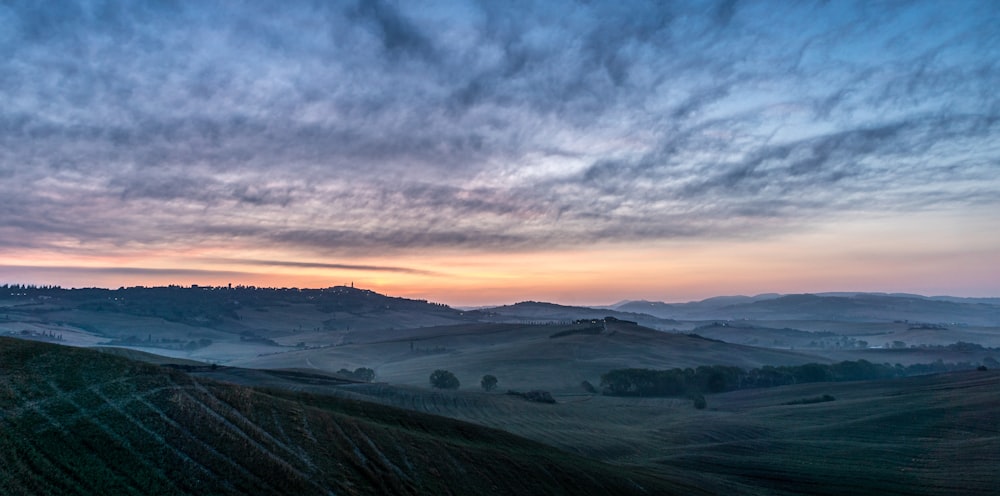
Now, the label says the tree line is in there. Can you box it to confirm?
[599,359,986,397]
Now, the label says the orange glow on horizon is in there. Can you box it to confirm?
[2,210,998,306]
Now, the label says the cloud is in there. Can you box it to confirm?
[349,0,436,59]
[208,258,440,276]
[0,265,250,279]
[0,0,997,258]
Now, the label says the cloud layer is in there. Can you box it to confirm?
[2,0,998,259]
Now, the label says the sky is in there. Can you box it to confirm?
[1,0,998,306]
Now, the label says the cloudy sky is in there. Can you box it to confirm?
[2,0,998,305]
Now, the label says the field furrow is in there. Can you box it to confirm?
[187,376,318,471]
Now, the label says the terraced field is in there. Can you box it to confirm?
[0,337,702,495]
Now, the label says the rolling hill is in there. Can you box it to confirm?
[0,337,698,495]
[615,293,1000,326]
[231,321,831,393]
[653,370,1000,495]
[6,287,1000,369]
[478,301,679,329]
[4,284,1000,495]
[248,367,1000,496]
[0,284,479,341]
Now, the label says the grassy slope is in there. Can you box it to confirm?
[0,337,698,496]
[655,371,1000,495]
[93,347,211,366]
[232,322,828,393]
[294,371,1000,496]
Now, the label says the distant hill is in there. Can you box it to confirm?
[0,337,695,495]
[480,301,679,329]
[615,293,1000,325]
[233,321,828,393]
[0,284,479,333]
[0,285,485,360]
[5,286,999,367]
[615,294,781,319]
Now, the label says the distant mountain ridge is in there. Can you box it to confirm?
[613,292,1000,325]
[5,286,999,346]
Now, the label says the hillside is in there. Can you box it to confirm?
[0,285,482,362]
[285,370,1000,496]
[4,303,999,495]
[616,294,781,319]
[654,370,1000,495]
[480,301,678,329]
[0,285,478,336]
[616,293,1000,326]
[0,337,697,496]
[232,321,829,393]
[6,287,1000,367]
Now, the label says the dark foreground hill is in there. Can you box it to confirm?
[0,337,697,496]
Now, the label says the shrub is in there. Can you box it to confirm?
[580,380,597,394]
[783,394,836,405]
[506,390,556,404]
[336,367,375,382]
[430,369,460,390]
[692,393,707,410]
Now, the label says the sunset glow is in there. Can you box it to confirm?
[2,1,998,306]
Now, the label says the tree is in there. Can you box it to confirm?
[353,367,375,382]
[430,369,460,390]
[793,363,831,383]
[336,367,375,382]
[692,393,707,410]
[480,374,498,392]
